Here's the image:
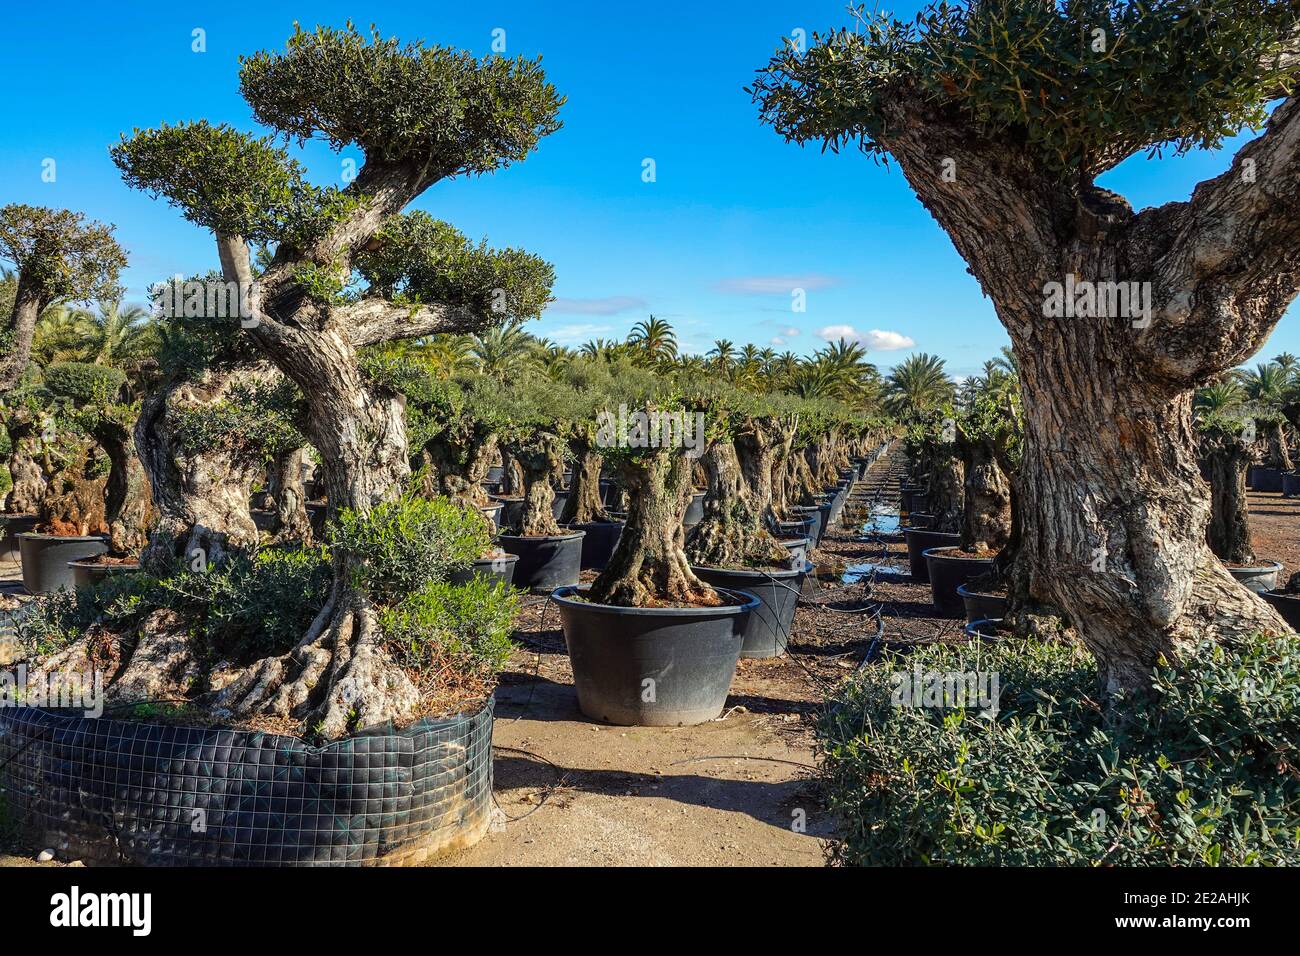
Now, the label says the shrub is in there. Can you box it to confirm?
[332,492,491,601]
[42,362,126,406]
[819,634,1300,866]
[379,576,518,685]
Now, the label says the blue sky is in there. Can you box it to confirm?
[1,0,1294,379]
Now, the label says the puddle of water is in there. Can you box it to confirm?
[841,560,907,584]
[858,509,901,536]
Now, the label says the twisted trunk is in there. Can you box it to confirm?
[558,441,606,524]
[424,429,498,506]
[958,438,1012,553]
[590,449,716,607]
[507,432,564,536]
[91,415,152,554]
[268,445,312,543]
[1202,438,1254,566]
[135,365,264,569]
[928,445,965,534]
[685,439,786,568]
[0,279,43,391]
[3,409,48,513]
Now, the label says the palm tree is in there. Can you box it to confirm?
[1194,379,1246,414]
[627,315,678,363]
[884,353,954,421]
[1236,362,1290,406]
[470,319,541,379]
[706,339,736,375]
[71,297,156,367]
[1274,352,1299,373]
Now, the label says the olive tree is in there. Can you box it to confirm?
[0,205,126,390]
[113,24,559,736]
[754,0,1300,692]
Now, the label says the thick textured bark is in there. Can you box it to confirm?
[769,422,798,517]
[685,439,787,568]
[37,439,108,536]
[3,409,48,513]
[558,442,606,524]
[91,415,153,554]
[867,86,1300,693]
[135,365,265,569]
[1201,437,1254,565]
[506,432,564,536]
[958,439,1012,553]
[423,429,497,506]
[0,280,43,390]
[928,446,965,534]
[268,445,312,543]
[1261,419,1294,471]
[590,450,717,607]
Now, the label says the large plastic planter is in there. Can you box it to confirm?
[551,491,570,521]
[447,552,518,587]
[692,561,812,658]
[488,495,525,533]
[479,502,504,533]
[1225,560,1283,594]
[788,507,823,548]
[906,512,935,530]
[779,536,810,569]
[1283,472,1300,498]
[486,464,505,483]
[956,583,1008,624]
[925,547,996,617]
[0,514,39,562]
[1261,589,1300,630]
[904,528,960,582]
[498,530,585,592]
[0,701,494,866]
[69,560,141,590]
[564,519,624,571]
[551,585,758,726]
[1253,467,1284,493]
[18,533,107,594]
[682,491,707,528]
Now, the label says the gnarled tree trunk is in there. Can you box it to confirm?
[1201,435,1254,566]
[3,409,48,513]
[685,439,787,568]
[558,441,606,525]
[92,416,153,554]
[506,432,564,536]
[268,444,312,543]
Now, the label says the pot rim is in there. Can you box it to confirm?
[497,530,586,542]
[905,528,961,539]
[956,583,1008,599]
[551,584,760,617]
[67,559,141,569]
[1261,588,1300,600]
[690,559,813,580]
[1224,559,1284,573]
[922,546,996,563]
[16,532,108,542]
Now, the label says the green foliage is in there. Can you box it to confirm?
[379,575,518,682]
[332,492,492,601]
[355,211,554,321]
[820,633,1300,866]
[752,0,1299,180]
[239,22,564,171]
[42,361,126,406]
[0,205,126,304]
[169,377,303,458]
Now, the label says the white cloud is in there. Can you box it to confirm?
[770,336,785,346]
[716,274,839,294]
[817,325,916,351]
[547,295,646,316]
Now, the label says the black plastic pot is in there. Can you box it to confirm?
[70,560,141,590]
[789,507,823,548]
[906,512,935,530]
[599,478,621,507]
[956,584,1008,624]
[480,479,503,496]
[925,547,996,617]
[776,517,815,542]
[899,486,926,512]
[779,536,810,569]
[551,490,570,521]
[498,531,585,592]
[1260,589,1300,630]
[448,552,519,587]
[486,464,505,483]
[251,509,276,533]
[306,502,328,538]
[18,533,108,594]
[692,561,811,659]
[479,502,504,533]
[564,519,624,571]
[964,618,1009,640]
[0,514,39,562]
[1253,466,1284,493]
[551,585,758,725]
[904,528,960,582]
[1284,472,1300,498]
[489,495,525,533]
[1225,560,1283,594]
[682,491,707,528]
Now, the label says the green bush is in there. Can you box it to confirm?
[42,362,126,406]
[819,634,1300,866]
[379,575,518,683]
[332,492,491,601]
